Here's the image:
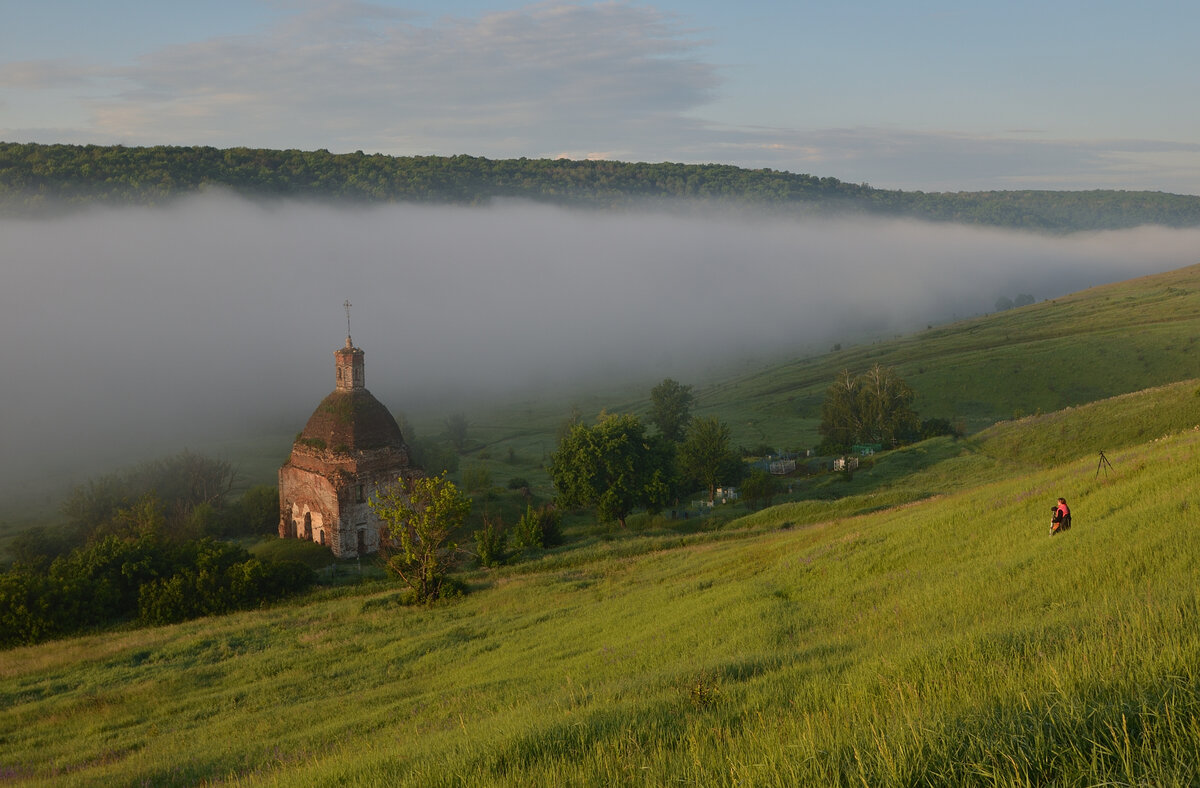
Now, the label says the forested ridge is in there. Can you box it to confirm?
[3,140,1200,230]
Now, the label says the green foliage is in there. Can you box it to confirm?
[506,476,531,491]
[509,504,564,552]
[819,364,920,448]
[6,523,82,565]
[136,542,313,625]
[220,484,281,537]
[649,378,694,442]
[739,468,781,510]
[549,414,671,528]
[473,516,507,568]
[5,142,1200,231]
[90,493,168,542]
[918,417,959,440]
[13,456,272,565]
[0,533,314,647]
[53,450,239,554]
[371,473,471,602]
[678,416,744,502]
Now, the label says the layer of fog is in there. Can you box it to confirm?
[2,194,1199,504]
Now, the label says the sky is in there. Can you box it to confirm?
[2,0,1199,193]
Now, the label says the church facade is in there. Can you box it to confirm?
[278,336,421,558]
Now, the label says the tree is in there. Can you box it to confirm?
[818,364,920,449]
[444,413,469,451]
[370,473,471,602]
[818,369,864,449]
[549,414,670,528]
[740,469,781,510]
[649,378,694,442]
[679,416,743,503]
[60,450,239,546]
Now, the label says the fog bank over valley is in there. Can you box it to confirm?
[2,195,1198,503]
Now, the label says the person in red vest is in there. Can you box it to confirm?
[1050,497,1071,535]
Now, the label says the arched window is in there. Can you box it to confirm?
[304,512,313,540]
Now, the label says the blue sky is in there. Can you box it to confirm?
[2,0,1198,193]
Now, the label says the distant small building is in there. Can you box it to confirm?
[278,334,422,558]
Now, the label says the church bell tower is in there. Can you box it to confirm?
[335,337,365,391]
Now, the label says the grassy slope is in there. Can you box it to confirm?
[3,381,1200,785]
[424,263,1200,492]
[692,263,1200,448]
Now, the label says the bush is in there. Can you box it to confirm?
[7,524,85,565]
[473,516,507,568]
[0,533,316,645]
[509,504,563,552]
[740,469,781,510]
[919,417,960,439]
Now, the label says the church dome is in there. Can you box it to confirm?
[296,388,406,454]
[290,333,408,455]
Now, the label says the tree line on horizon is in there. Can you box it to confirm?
[3,141,1200,231]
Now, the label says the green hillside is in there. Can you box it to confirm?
[455,263,1200,487]
[4,141,1200,230]
[3,379,1199,785]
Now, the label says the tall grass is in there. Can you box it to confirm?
[3,381,1200,785]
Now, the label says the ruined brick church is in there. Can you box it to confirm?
[278,329,422,558]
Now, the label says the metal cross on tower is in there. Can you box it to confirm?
[344,299,352,340]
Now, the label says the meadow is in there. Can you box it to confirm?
[3,377,1199,785]
[412,262,1200,502]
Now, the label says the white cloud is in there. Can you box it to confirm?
[75,1,715,155]
[0,59,98,89]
